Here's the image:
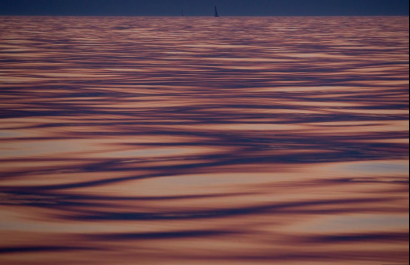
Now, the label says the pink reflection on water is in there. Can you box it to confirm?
[0,16,409,265]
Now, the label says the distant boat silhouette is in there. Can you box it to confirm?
[215,6,219,17]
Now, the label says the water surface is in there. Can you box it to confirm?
[0,16,409,265]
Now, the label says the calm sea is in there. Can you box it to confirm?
[0,16,409,265]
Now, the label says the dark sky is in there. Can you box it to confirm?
[0,0,409,16]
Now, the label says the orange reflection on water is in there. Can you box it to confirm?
[0,16,409,265]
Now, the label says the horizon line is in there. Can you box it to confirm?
[0,14,409,17]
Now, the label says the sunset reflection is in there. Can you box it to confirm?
[0,16,409,265]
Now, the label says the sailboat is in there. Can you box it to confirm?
[215,5,219,17]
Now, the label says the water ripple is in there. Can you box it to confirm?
[0,16,408,265]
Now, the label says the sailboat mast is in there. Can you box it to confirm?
[215,5,219,17]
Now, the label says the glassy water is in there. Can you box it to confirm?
[0,16,408,265]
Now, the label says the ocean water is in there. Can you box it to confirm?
[0,16,408,265]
